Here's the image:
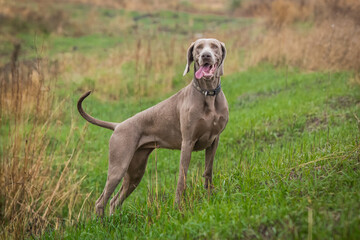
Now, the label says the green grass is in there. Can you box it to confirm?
[15,33,124,60]
[41,65,360,239]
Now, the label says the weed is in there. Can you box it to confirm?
[0,44,87,238]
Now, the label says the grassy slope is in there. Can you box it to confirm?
[43,65,360,239]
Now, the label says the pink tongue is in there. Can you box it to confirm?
[195,65,211,79]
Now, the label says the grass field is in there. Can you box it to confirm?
[1,1,360,239]
[41,66,360,239]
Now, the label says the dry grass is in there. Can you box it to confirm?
[4,0,229,16]
[235,0,360,79]
[246,18,360,72]
[57,36,189,101]
[0,44,88,239]
[0,1,70,36]
[239,0,360,22]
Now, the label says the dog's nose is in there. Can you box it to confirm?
[201,51,212,60]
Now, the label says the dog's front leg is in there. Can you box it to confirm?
[204,137,219,189]
[175,140,194,205]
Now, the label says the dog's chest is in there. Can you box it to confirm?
[202,111,226,132]
[193,106,228,150]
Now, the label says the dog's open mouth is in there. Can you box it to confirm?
[195,63,217,79]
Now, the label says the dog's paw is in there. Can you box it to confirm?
[109,201,119,215]
[204,183,214,190]
[95,204,105,218]
[204,178,214,190]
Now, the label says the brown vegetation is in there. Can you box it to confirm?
[3,0,229,15]
[246,18,360,72]
[239,0,360,78]
[0,44,88,238]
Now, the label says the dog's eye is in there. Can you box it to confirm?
[196,44,204,51]
[210,43,219,50]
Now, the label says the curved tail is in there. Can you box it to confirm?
[77,91,117,131]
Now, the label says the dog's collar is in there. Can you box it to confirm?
[192,79,221,96]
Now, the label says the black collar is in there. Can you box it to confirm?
[192,79,221,96]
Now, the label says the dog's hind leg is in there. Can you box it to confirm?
[95,130,139,217]
[110,148,153,214]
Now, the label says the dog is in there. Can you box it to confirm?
[77,38,229,216]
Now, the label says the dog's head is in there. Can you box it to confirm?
[183,38,226,80]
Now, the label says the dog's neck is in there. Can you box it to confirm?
[191,77,220,112]
[192,76,221,97]
[195,77,220,91]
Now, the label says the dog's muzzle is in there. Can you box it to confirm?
[195,63,218,79]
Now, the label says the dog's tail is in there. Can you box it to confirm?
[77,91,117,131]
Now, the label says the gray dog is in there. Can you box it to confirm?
[77,38,229,216]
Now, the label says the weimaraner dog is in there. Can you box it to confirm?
[77,38,229,216]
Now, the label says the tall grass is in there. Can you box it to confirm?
[64,36,186,100]
[235,0,360,80]
[246,18,360,72]
[0,44,88,238]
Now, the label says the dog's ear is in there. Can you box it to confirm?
[217,42,227,77]
[183,42,195,76]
